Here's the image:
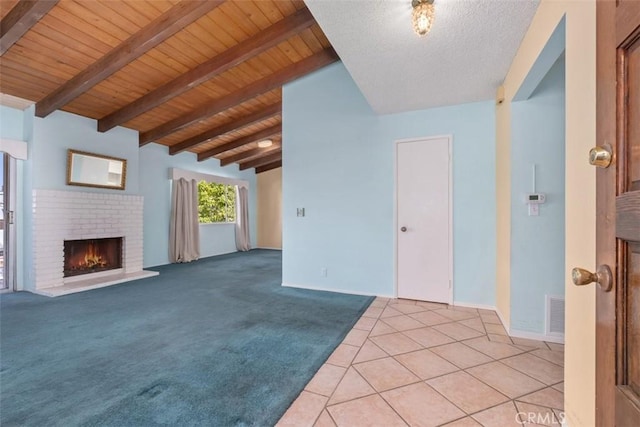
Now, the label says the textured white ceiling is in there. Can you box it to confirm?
[306,0,540,114]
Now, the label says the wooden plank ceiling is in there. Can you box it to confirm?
[0,0,339,173]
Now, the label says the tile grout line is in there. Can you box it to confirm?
[462,362,549,401]
[347,299,425,426]
[513,397,564,412]
[526,348,565,368]
[291,297,565,426]
[455,342,564,394]
[363,299,563,415]
[335,308,506,422]
[306,362,350,401]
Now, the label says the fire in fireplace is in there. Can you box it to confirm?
[64,237,123,278]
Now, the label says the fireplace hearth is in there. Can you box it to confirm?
[64,237,123,278]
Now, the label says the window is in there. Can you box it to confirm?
[197,180,236,224]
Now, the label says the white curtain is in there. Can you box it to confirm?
[169,178,200,263]
[235,186,251,252]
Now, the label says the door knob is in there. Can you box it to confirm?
[571,265,613,292]
[400,227,407,232]
[589,144,613,168]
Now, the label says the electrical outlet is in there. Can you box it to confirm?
[320,267,327,277]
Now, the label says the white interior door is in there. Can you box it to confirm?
[396,136,451,303]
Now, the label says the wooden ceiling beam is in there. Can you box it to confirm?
[140,48,338,145]
[255,160,282,174]
[0,0,59,55]
[219,145,280,167]
[239,151,282,170]
[168,101,281,154]
[99,8,315,133]
[34,0,224,118]
[197,124,281,162]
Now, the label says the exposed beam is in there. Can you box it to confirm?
[168,101,281,154]
[1,0,59,55]
[140,48,338,145]
[220,146,280,166]
[99,8,314,133]
[197,125,281,161]
[256,160,282,174]
[239,151,282,170]
[34,0,223,118]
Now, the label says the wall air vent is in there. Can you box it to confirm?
[546,295,565,336]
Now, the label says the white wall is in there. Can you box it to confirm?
[282,62,496,305]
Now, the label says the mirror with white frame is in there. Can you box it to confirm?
[66,149,127,190]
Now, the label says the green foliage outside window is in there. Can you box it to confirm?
[197,180,236,223]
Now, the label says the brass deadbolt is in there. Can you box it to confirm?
[589,145,613,168]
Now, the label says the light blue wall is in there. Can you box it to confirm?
[139,144,257,268]
[0,108,257,288]
[282,63,383,295]
[15,111,139,289]
[32,111,140,194]
[0,105,25,140]
[510,55,566,333]
[283,62,496,305]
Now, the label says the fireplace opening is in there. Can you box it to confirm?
[64,237,123,278]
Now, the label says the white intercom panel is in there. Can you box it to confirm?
[525,193,546,216]
[526,165,546,216]
[525,193,546,204]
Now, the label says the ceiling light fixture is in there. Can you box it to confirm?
[411,0,435,37]
[257,139,273,148]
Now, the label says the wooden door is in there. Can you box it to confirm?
[396,137,451,304]
[595,1,640,425]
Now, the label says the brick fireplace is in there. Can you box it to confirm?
[32,189,158,296]
[64,237,123,278]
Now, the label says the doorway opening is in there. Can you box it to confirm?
[0,152,16,292]
[510,49,566,339]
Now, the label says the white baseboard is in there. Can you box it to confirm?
[281,282,394,299]
[453,301,497,311]
[455,303,565,344]
[509,328,565,344]
[495,309,510,331]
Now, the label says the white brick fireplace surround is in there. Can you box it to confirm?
[32,189,158,297]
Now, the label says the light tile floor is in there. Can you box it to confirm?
[277,298,564,427]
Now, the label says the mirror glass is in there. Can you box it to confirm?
[67,150,127,190]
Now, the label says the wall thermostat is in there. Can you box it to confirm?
[526,193,546,204]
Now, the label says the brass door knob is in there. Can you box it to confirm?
[571,265,613,292]
[589,145,613,168]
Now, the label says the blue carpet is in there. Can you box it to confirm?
[0,250,372,426]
